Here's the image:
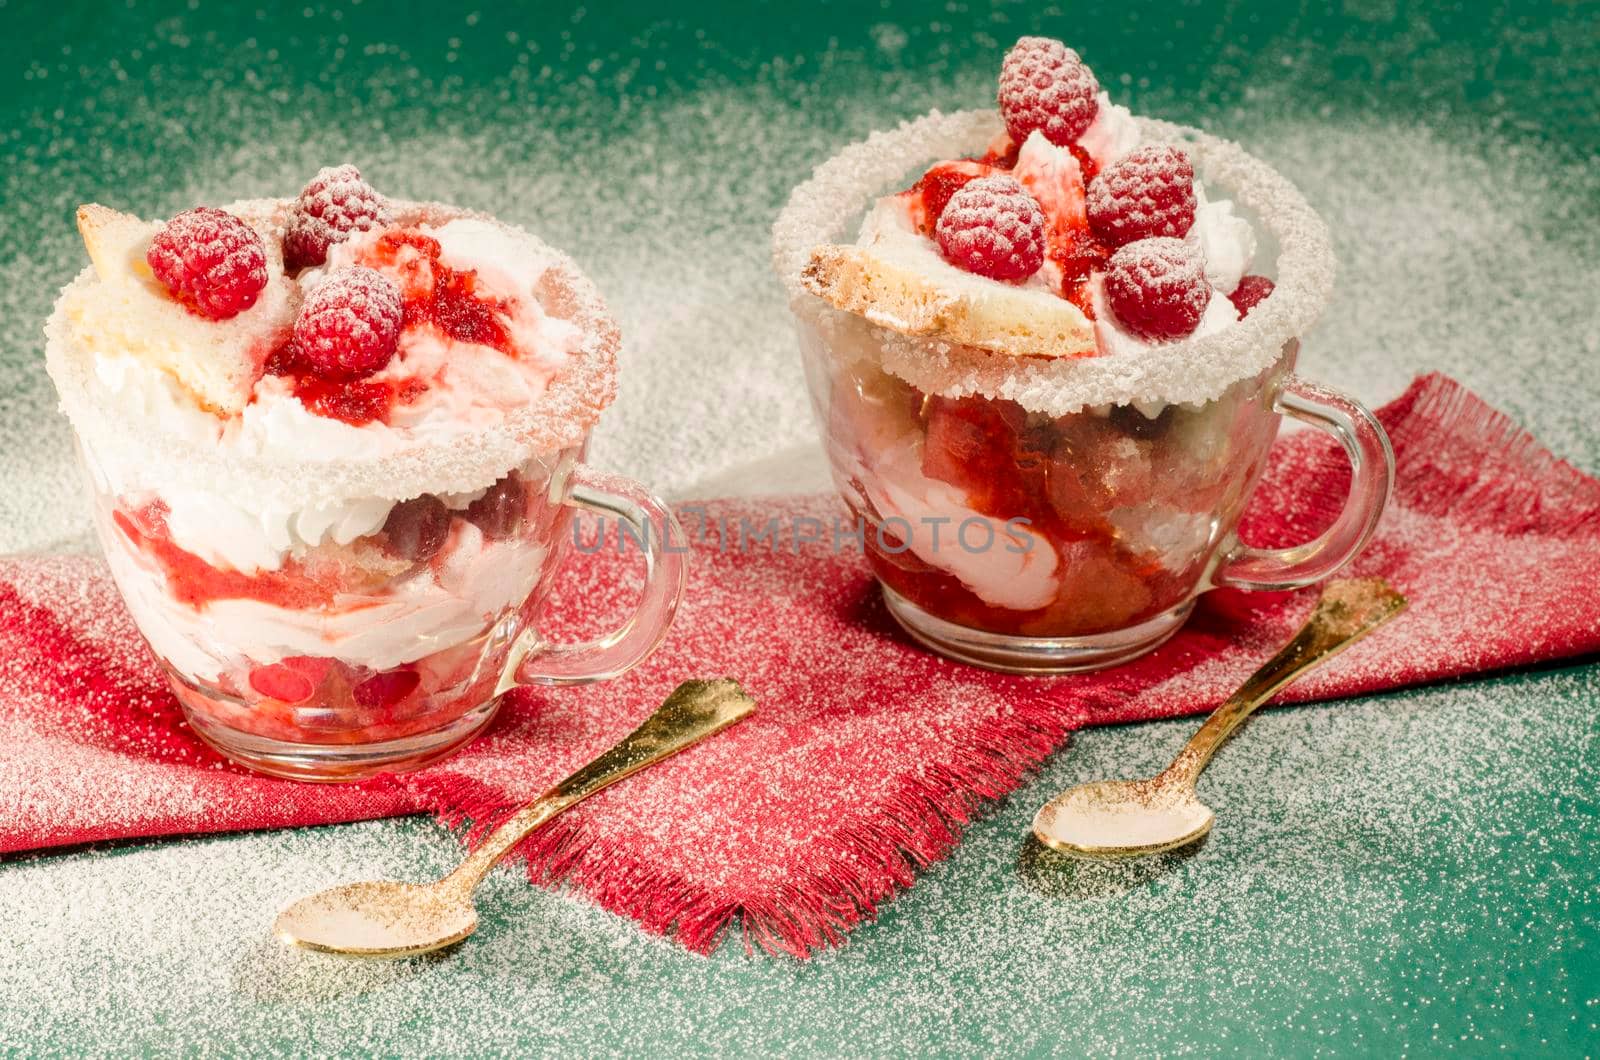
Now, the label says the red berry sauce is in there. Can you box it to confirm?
[114,502,334,610]
[857,387,1192,637]
[903,160,994,234]
[368,230,514,355]
[261,228,518,426]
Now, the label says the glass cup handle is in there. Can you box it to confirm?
[498,465,687,691]
[1210,376,1394,592]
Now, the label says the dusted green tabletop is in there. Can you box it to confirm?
[1,1,1596,1054]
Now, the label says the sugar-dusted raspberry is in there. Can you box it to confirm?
[935,175,1046,282]
[292,267,403,379]
[1086,145,1197,247]
[997,36,1099,147]
[1229,274,1275,318]
[1103,237,1211,340]
[283,164,392,271]
[146,207,268,320]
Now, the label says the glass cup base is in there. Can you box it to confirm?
[881,586,1195,674]
[173,682,503,783]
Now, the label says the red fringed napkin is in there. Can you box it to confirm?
[3,374,1598,956]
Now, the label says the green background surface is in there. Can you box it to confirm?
[1,0,1597,1055]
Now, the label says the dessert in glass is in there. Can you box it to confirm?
[774,38,1392,673]
[46,166,685,779]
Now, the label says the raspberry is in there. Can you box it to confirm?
[466,473,528,539]
[934,175,1046,282]
[248,663,316,704]
[292,267,403,379]
[146,207,268,320]
[283,164,392,271]
[383,495,452,562]
[1086,145,1198,246]
[1229,274,1276,318]
[353,668,421,711]
[248,656,333,703]
[1102,237,1211,340]
[997,36,1099,147]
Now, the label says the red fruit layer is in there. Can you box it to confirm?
[869,535,1178,638]
[368,230,514,355]
[114,502,336,610]
[193,672,475,745]
[248,656,335,704]
[903,160,995,234]
[261,228,519,426]
[352,667,422,710]
[880,390,1196,636]
[186,638,497,746]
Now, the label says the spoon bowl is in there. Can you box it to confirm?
[275,881,479,958]
[1031,578,1407,861]
[1033,779,1214,859]
[274,678,757,958]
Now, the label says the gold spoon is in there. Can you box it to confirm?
[274,678,756,958]
[1033,578,1407,859]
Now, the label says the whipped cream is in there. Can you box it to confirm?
[1077,92,1141,170]
[85,217,583,572]
[837,389,1059,612]
[104,513,545,677]
[1187,188,1258,294]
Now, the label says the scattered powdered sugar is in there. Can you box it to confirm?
[0,21,1597,1049]
[0,667,1593,1053]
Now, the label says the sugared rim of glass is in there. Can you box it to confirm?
[771,108,1336,414]
[46,199,620,509]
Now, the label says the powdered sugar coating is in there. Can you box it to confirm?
[773,109,1335,415]
[1087,144,1198,245]
[934,174,1046,281]
[283,164,393,271]
[293,266,403,378]
[47,198,619,512]
[1103,237,1211,339]
[145,207,269,321]
[997,37,1099,147]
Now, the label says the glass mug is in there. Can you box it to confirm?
[775,109,1392,673]
[78,441,684,780]
[49,198,685,781]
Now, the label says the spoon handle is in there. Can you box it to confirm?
[440,678,757,894]
[1161,578,1407,789]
